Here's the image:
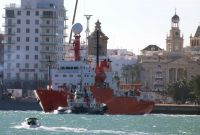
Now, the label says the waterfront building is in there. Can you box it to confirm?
[107,49,137,81]
[3,0,68,87]
[139,12,200,96]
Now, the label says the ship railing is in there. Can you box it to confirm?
[114,90,139,98]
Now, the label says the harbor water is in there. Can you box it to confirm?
[0,111,199,135]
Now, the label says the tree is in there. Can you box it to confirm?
[190,75,200,99]
[167,80,191,103]
[121,63,143,83]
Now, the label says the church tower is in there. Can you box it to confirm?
[88,20,108,56]
[190,25,200,48]
[166,11,183,52]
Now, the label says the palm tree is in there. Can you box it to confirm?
[121,63,143,83]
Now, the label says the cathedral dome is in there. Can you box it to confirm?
[171,14,180,23]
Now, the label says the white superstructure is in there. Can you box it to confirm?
[51,61,95,89]
[3,0,68,81]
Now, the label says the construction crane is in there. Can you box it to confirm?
[68,0,79,45]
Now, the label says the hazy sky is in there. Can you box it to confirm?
[0,0,200,54]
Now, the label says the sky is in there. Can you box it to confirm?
[0,0,200,54]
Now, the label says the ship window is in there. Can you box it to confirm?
[66,67,70,69]
[55,75,58,77]
[63,74,67,77]
[77,75,81,77]
[70,75,73,77]
[74,67,78,69]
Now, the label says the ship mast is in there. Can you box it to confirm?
[48,56,52,90]
[84,15,92,46]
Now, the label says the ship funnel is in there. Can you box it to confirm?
[72,23,83,61]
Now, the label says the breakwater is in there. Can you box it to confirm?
[152,104,200,115]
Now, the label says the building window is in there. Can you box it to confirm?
[17,19,21,24]
[25,55,29,60]
[25,63,29,68]
[16,73,20,79]
[17,28,21,33]
[26,46,29,51]
[16,46,20,50]
[46,29,50,33]
[16,54,20,59]
[46,20,50,24]
[35,28,39,33]
[34,73,38,80]
[16,37,20,42]
[7,54,11,59]
[26,37,30,42]
[16,63,20,68]
[7,45,11,51]
[26,11,30,16]
[46,46,49,51]
[8,28,12,34]
[35,11,39,16]
[7,73,11,79]
[34,63,38,68]
[35,20,39,25]
[35,46,38,51]
[46,37,49,42]
[26,28,30,33]
[7,63,11,69]
[25,73,29,80]
[17,11,21,15]
[35,55,38,60]
[26,19,30,24]
[35,37,39,42]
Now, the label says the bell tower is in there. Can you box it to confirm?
[88,20,109,56]
[166,11,183,52]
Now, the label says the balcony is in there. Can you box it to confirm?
[4,41,15,44]
[40,15,57,19]
[40,24,58,27]
[4,32,15,36]
[40,33,58,36]
[63,33,68,37]
[2,23,16,27]
[64,25,68,29]
[40,50,58,54]
[4,49,14,53]
[40,42,59,45]
[64,16,69,20]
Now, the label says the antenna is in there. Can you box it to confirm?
[84,15,92,46]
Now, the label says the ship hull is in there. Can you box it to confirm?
[35,87,154,114]
[34,89,68,112]
[90,86,155,115]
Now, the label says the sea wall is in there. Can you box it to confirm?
[152,104,200,115]
[0,99,41,111]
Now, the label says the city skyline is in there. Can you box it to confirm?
[0,0,200,54]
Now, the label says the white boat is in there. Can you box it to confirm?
[54,106,69,114]
[21,118,40,128]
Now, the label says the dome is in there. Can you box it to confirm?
[171,14,180,23]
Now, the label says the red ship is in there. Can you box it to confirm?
[34,22,154,114]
